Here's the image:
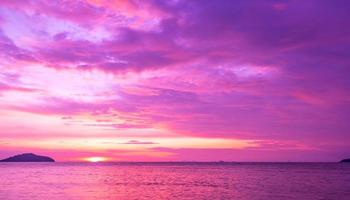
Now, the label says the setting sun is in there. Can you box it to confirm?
[84,157,108,162]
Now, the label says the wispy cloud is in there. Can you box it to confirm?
[121,140,158,145]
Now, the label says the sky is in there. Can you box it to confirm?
[0,0,349,162]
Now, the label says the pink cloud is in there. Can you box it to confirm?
[0,0,349,161]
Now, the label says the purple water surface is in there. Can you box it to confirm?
[0,163,349,200]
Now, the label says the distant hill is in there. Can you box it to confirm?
[340,158,350,163]
[0,153,55,162]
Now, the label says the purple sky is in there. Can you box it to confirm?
[0,0,349,161]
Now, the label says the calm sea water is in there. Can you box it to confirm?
[0,162,349,200]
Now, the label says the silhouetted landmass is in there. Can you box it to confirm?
[340,158,350,162]
[0,153,55,162]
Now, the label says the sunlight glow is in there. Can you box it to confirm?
[84,157,108,162]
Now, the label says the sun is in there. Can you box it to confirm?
[84,157,108,162]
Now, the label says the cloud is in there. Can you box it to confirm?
[121,140,158,145]
[0,0,349,161]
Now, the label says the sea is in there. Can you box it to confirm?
[0,162,349,200]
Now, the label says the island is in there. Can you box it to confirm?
[0,153,55,162]
[340,158,350,163]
